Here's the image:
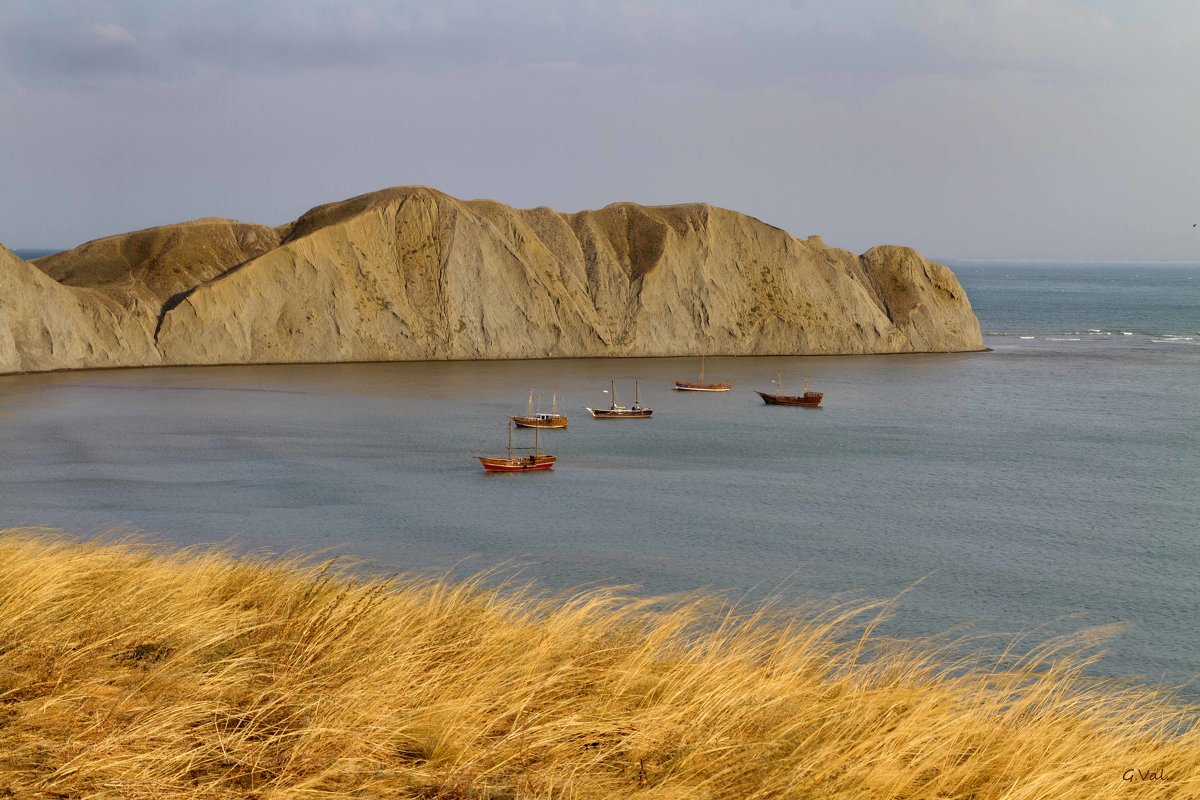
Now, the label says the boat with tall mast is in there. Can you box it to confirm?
[585,380,653,419]
[510,390,568,429]
[673,355,731,392]
[755,372,823,407]
[478,420,557,471]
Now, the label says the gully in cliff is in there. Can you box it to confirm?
[756,372,824,408]
[586,380,653,419]
[477,420,556,472]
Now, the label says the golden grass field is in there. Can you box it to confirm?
[0,529,1195,798]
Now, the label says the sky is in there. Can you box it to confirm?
[1,0,1197,261]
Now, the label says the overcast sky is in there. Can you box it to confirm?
[1,0,1197,260]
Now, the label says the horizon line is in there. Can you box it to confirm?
[936,257,1200,266]
[8,246,1200,267]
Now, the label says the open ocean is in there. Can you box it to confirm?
[1,260,1197,693]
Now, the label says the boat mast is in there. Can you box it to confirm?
[775,370,783,393]
[610,379,617,410]
[551,394,559,415]
[506,419,514,459]
[527,390,534,417]
[700,355,705,383]
[634,380,641,410]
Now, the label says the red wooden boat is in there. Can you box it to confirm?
[756,372,823,407]
[478,421,557,472]
[673,356,731,392]
[478,453,556,471]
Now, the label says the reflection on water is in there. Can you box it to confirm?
[2,344,1197,693]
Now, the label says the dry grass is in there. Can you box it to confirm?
[0,529,1195,799]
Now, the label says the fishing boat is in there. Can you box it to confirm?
[585,380,653,419]
[673,355,731,392]
[477,420,557,472]
[756,372,823,407]
[510,390,568,429]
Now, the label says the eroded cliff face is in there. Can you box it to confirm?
[0,187,983,375]
[0,245,159,375]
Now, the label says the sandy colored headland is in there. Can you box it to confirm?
[0,531,1195,799]
[0,187,983,376]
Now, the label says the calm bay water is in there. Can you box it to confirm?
[1,261,1197,691]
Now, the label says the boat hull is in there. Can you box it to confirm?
[478,455,557,471]
[509,415,568,429]
[673,381,731,392]
[756,391,823,408]
[585,407,653,419]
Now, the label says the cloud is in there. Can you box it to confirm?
[1,0,1198,259]
[90,22,136,48]
[1,1,1195,92]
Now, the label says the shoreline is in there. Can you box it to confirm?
[0,347,990,380]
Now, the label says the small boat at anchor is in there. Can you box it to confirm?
[478,420,557,472]
[756,371,823,407]
[673,356,731,392]
[586,380,653,419]
[510,390,568,429]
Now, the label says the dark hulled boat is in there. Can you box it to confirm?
[586,380,653,419]
[756,372,823,407]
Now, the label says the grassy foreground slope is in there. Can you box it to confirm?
[0,531,1194,799]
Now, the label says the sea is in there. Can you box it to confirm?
[1,259,1197,693]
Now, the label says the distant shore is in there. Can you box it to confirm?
[0,530,1194,798]
[1,187,984,376]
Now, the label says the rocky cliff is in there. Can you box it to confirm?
[0,245,159,374]
[0,186,982,375]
